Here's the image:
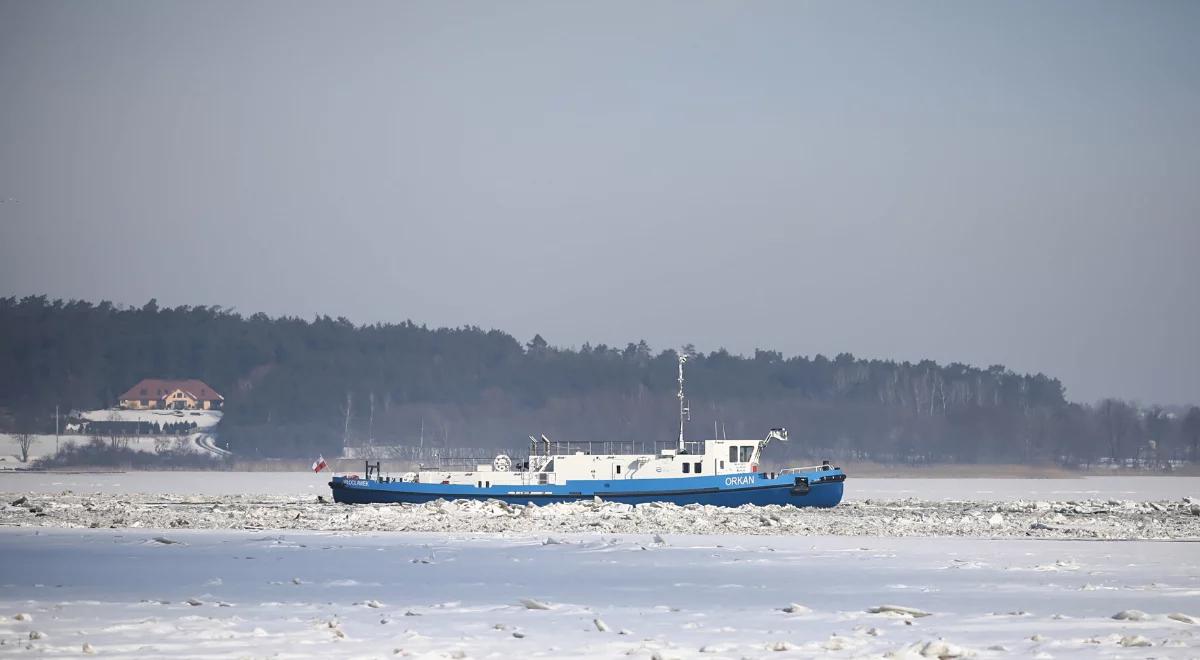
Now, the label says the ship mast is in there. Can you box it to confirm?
[677,352,689,452]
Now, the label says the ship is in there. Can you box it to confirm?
[329,354,846,507]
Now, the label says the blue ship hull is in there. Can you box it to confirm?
[329,469,846,508]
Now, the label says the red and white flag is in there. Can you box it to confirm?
[312,455,327,473]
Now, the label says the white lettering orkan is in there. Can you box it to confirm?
[724,475,756,486]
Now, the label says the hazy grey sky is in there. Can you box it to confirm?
[1,1,1197,405]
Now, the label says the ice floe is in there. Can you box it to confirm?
[3,490,1199,540]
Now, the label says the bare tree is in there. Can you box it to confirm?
[367,391,376,446]
[342,391,354,447]
[1142,406,1169,468]
[1183,407,1200,463]
[1098,399,1136,466]
[15,432,34,462]
[107,427,129,450]
[105,411,129,450]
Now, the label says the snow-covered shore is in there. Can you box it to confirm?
[3,491,1198,540]
[1,529,1197,658]
[0,432,228,466]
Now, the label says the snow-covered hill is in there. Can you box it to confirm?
[79,408,222,429]
[0,431,229,466]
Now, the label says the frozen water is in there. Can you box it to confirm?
[2,471,1198,656]
[849,476,1200,502]
[2,471,1198,501]
[0,529,1197,658]
[4,487,1198,540]
[0,470,328,496]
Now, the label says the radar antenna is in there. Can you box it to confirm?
[677,352,690,451]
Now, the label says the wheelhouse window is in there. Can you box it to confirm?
[683,462,691,473]
[729,446,738,462]
[740,446,754,462]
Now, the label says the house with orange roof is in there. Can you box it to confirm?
[119,378,224,410]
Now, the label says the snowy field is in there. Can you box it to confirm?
[1,474,1198,657]
[0,432,227,465]
[78,409,223,429]
[0,410,226,464]
[848,476,1200,503]
[0,529,1197,658]
[0,435,67,465]
[0,471,1197,501]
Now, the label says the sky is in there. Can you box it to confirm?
[1,1,1198,406]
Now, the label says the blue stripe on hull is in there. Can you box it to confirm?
[329,472,845,508]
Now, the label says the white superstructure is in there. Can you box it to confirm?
[400,354,793,488]
[411,432,786,488]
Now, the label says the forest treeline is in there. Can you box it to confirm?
[2,295,1198,466]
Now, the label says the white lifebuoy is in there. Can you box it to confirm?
[493,454,512,472]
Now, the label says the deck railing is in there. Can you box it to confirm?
[533,438,675,457]
[778,463,837,475]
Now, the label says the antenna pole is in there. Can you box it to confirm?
[677,353,688,451]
